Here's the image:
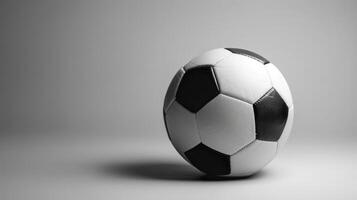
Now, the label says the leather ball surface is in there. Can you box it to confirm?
[163,48,293,177]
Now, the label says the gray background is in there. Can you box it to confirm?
[1,0,356,199]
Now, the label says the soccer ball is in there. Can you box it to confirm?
[163,48,293,177]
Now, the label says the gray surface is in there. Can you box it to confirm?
[0,135,356,200]
[1,0,357,199]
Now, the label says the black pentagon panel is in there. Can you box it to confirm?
[225,48,269,65]
[176,65,219,113]
[253,88,289,141]
[184,143,230,176]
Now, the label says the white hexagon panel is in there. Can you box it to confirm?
[277,106,294,152]
[214,54,272,104]
[163,68,185,113]
[184,48,231,70]
[265,63,293,108]
[164,101,201,160]
[196,94,255,155]
[230,140,277,176]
